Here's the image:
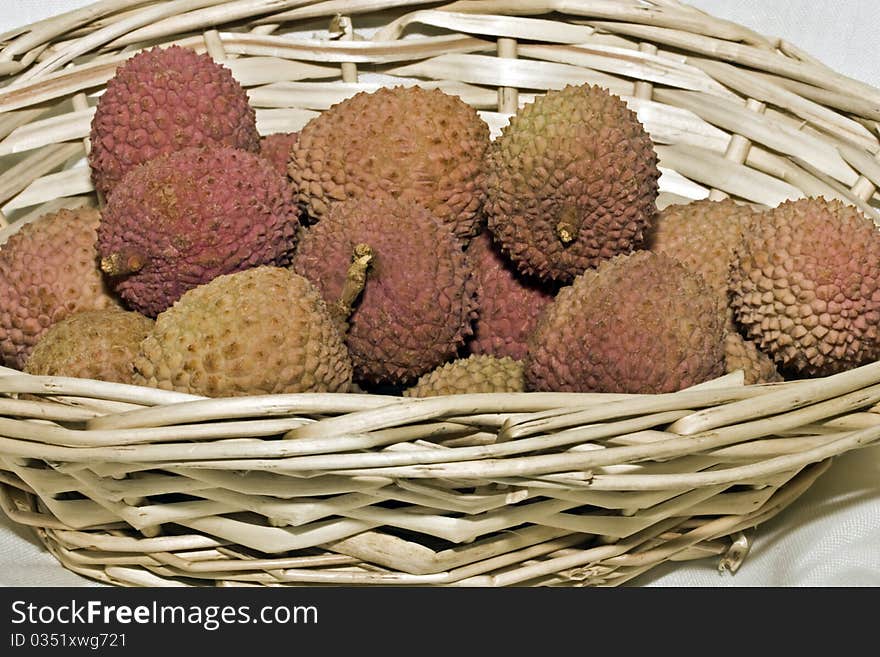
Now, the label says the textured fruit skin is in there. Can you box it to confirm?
[134,267,352,396]
[25,309,153,384]
[290,86,489,239]
[259,132,298,178]
[648,198,756,327]
[292,197,477,385]
[723,332,782,385]
[466,231,555,360]
[0,208,119,369]
[89,45,259,198]
[404,355,524,397]
[485,84,660,282]
[98,146,299,317]
[730,198,880,376]
[525,251,725,393]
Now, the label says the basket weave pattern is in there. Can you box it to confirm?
[1,0,880,587]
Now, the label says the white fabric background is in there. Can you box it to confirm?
[0,0,878,587]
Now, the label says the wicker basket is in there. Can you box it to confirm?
[1,0,879,588]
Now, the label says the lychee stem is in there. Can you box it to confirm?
[331,243,373,333]
[556,220,577,244]
[555,205,581,245]
[100,251,147,276]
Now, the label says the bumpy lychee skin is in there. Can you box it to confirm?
[466,231,555,360]
[730,198,880,376]
[525,251,725,393]
[485,84,660,282]
[25,309,153,384]
[648,198,756,327]
[404,355,525,398]
[89,45,259,198]
[98,146,299,317]
[292,197,477,385]
[723,332,783,385]
[259,132,298,179]
[134,267,352,396]
[0,208,119,369]
[290,86,489,238]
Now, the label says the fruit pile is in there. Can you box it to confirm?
[2,45,879,398]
